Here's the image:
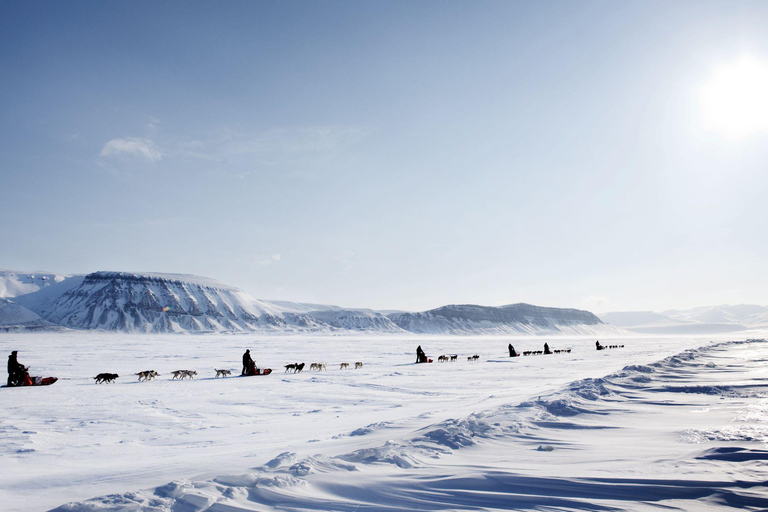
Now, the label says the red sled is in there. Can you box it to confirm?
[4,375,58,387]
[243,368,272,376]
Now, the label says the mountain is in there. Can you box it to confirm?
[0,297,60,331]
[598,304,768,334]
[388,303,615,335]
[306,309,404,333]
[662,304,768,326]
[2,269,612,335]
[0,271,75,331]
[13,271,327,334]
[0,270,71,298]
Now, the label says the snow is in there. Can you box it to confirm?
[0,298,45,326]
[0,271,71,299]
[2,332,767,511]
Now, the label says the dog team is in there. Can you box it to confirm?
[90,340,612,384]
[285,361,364,372]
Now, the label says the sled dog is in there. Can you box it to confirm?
[94,373,119,384]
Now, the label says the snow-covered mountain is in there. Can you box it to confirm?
[663,304,768,326]
[0,270,71,298]
[11,271,335,334]
[0,297,60,331]
[389,303,615,335]
[2,269,612,335]
[0,271,75,330]
[598,304,768,334]
[307,309,405,333]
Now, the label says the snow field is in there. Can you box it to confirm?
[1,332,766,511]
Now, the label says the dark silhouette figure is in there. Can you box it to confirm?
[7,351,25,387]
[596,340,604,350]
[543,343,552,355]
[416,345,427,363]
[508,344,518,357]
[242,349,255,376]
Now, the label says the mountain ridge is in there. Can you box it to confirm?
[2,269,613,335]
[598,304,768,334]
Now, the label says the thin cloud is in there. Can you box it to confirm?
[100,137,163,162]
[176,126,365,163]
[580,296,610,312]
[253,253,282,267]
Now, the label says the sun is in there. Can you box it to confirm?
[699,57,768,139]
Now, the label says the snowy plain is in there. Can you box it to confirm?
[1,332,767,511]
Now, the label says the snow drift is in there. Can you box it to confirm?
[44,337,768,512]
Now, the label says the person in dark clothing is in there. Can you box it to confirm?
[242,349,255,376]
[508,343,518,357]
[7,351,23,387]
[543,343,552,355]
[596,340,604,350]
[416,345,427,363]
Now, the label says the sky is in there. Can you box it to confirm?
[2,0,768,313]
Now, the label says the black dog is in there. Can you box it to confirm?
[94,373,119,384]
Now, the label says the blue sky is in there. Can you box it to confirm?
[2,0,768,312]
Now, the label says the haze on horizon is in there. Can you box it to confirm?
[2,0,768,314]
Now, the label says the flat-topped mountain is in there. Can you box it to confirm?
[12,271,323,333]
[388,303,611,335]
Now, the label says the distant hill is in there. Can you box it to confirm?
[389,303,615,335]
[1,268,615,335]
[0,270,71,298]
[598,304,768,334]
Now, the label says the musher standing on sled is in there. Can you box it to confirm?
[7,351,26,387]
[242,349,255,376]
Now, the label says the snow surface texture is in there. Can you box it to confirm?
[2,333,767,511]
[2,270,615,335]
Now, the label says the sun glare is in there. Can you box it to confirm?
[699,57,768,139]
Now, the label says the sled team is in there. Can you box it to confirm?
[6,341,621,387]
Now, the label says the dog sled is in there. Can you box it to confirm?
[243,368,273,377]
[3,374,58,387]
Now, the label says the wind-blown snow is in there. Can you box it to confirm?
[2,332,767,511]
